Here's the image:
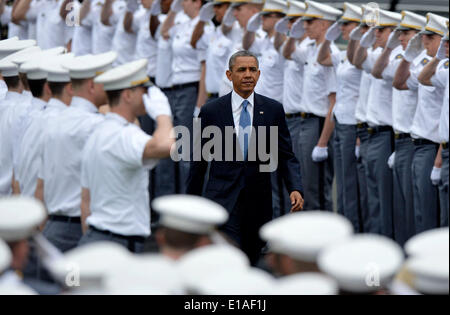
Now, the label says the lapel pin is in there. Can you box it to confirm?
[260,111,264,115]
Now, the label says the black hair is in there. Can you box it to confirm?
[48,82,70,97]
[3,76,21,89]
[105,89,124,107]
[28,79,47,98]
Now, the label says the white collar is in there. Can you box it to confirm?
[70,96,98,114]
[5,91,22,100]
[231,90,254,111]
[47,98,68,110]
[32,97,47,110]
[106,112,129,126]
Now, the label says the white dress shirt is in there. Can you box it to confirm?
[408,52,446,143]
[431,60,449,143]
[293,40,338,117]
[331,50,362,125]
[282,38,313,114]
[40,0,77,49]
[16,98,68,197]
[38,97,104,217]
[92,0,125,54]
[0,81,7,100]
[231,90,254,137]
[382,49,420,134]
[81,113,159,237]
[170,15,208,85]
[134,9,157,77]
[0,92,24,196]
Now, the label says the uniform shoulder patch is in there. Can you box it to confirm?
[445,60,449,69]
[395,54,403,60]
[421,58,430,66]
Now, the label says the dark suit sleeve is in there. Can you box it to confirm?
[275,102,304,195]
[186,108,209,196]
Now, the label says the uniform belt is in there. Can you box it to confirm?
[207,93,219,99]
[443,142,448,149]
[367,126,392,135]
[395,133,411,140]
[48,215,81,223]
[412,138,438,146]
[171,81,199,90]
[356,122,368,129]
[285,112,319,119]
[89,226,146,243]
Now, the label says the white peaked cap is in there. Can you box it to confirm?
[260,211,353,262]
[41,53,76,83]
[396,11,427,31]
[339,2,363,23]
[287,1,306,17]
[94,58,152,91]
[0,197,46,242]
[152,195,228,234]
[404,227,449,257]
[302,0,343,21]
[420,13,449,36]
[104,254,182,295]
[273,273,339,295]
[318,234,404,293]
[405,253,449,295]
[262,0,288,15]
[0,239,12,274]
[62,51,117,79]
[194,268,275,295]
[177,244,250,293]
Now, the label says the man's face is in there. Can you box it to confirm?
[129,86,148,116]
[226,56,260,96]
[94,82,108,106]
[141,0,153,9]
[182,0,201,17]
[340,21,358,41]
[375,27,392,48]
[213,3,230,23]
[161,0,172,14]
[261,13,283,33]
[422,33,443,56]
[233,4,259,29]
[303,19,329,40]
[398,30,418,50]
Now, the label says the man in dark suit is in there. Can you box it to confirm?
[186,50,304,265]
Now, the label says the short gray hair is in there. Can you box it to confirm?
[228,50,259,71]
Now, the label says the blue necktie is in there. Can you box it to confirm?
[239,100,251,159]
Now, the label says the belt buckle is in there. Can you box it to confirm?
[395,133,400,139]
[443,142,448,149]
[300,112,307,118]
[367,127,374,134]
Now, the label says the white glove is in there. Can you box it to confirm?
[170,0,183,13]
[275,17,289,35]
[350,24,364,41]
[360,27,376,48]
[355,145,361,160]
[404,34,424,62]
[150,0,161,16]
[325,22,341,41]
[143,86,172,120]
[387,30,401,49]
[246,12,262,32]
[290,18,305,39]
[311,146,328,162]
[222,6,236,27]
[193,106,201,118]
[436,37,447,60]
[430,167,442,186]
[199,2,215,22]
[387,152,396,169]
[126,0,139,12]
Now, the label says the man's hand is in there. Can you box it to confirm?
[325,21,341,42]
[222,6,236,27]
[275,17,289,35]
[170,0,183,13]
[290,18,305,39]
[290,191,304,212]
[360,27,376,48]
[431,167,442,186]
[199,2,215,22]
[350,24,364,41]
[387,30,401,49]
[246,12,262,32]
[150,0,161,16]
[387,152,395,169]
[312,146,328,162]
[143,86,173,120]
[404,34,423,62]
[436,37,447,60]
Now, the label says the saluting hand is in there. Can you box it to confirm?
[290,191,304,212]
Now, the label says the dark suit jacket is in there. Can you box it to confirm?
[186,92,303,226]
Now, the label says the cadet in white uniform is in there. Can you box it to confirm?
[393,13,448,234]
[416,33,449,227]
[353,10,402,238]
[16,53,75,197]
[79,59,174,253]
[284,1,341,211]
[36,52,117,253]
[317,3,364,232]
[370,11,426,245]
[95,0,126,54]
[71,0,99,56]
[160,0,206,194]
